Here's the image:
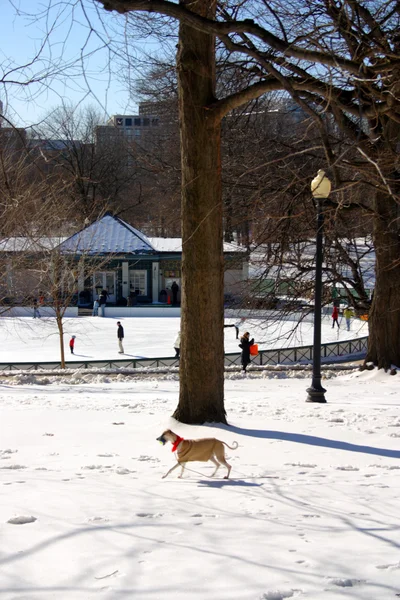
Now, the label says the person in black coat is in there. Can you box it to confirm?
[117,321,124,354]
[171,281,179,305]
[99,289,108,306]
[238,331,254,373]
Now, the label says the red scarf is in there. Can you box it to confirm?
[171,436,184,452]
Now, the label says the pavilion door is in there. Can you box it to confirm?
[94,271,116,304]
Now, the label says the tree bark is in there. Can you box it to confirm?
[56,310,66,369]
[172,0,226,424]
[366,189,400,369]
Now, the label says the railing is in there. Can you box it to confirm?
[224,336,368,367]
[0,336,368,371]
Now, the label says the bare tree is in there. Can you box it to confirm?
[95,0,399,384]
[30,104,144,223]
[4,1,398,421]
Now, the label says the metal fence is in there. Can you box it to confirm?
[224,336,368,367]
[0,336,368,371]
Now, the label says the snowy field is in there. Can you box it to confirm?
[1,316,398,600]
[0,314,368,363]
[0,365,399,600]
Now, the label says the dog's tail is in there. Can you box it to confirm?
[222,441,238,450]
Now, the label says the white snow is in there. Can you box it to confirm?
[0,316,399,600]
[0,314,367,363]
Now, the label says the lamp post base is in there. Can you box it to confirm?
[306,385,327,403]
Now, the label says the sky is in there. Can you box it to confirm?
[0,315,399,599]
[1,0,167,127]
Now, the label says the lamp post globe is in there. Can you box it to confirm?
[306,170,331,403]
[311,169,331,200]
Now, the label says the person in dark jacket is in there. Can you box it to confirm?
[99,289,108,305]
[117,321,124,354]
[171,281,179,305]
[238,331,254,373]
[33,298,41,319]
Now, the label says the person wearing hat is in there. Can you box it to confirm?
[117,321,124,354]
[69,335,76,354]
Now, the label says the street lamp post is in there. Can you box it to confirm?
[306,170,331,403]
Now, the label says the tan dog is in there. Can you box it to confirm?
[157,429,238,479]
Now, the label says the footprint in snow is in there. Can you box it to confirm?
[136,455,160,463]
[8,515,37,525]
[327,578,365,587]
[336,466,359,471]
[0,449,18,459]
[115,468,135,475]
[88,516,110,523]
[285,463,317,468]
[97,453,118,458]
[1,464,26,470]
[260,590,301,599]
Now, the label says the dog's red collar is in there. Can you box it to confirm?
[171,436,184,452]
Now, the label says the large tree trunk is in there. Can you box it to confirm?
[366,190,400,369]
[172,0,226,424]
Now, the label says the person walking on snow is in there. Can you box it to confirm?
[92,298,99,316]
[239,331,254,373]
[69,335,76,354]
[332,305,340,329]
[173,331,181,358]
[33,298,41,319]
[343,306,353,331]
[117,321,124,354]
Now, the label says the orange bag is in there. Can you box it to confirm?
[249,343,258,356]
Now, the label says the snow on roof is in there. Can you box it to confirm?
[0,224,247,257]
[148,238,181,252]
[0,237,65,252]
[58,214,156,255]
[148,238,246,253]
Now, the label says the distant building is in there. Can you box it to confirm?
[58,213,247,306]
[0,126,27,159]
[0,213,248,307]
[96,112,161,157]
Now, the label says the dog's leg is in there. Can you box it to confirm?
[162,461,181,479]
[209,456,220,477]
[223,460,232,479]
[178,462,187,478]
[215,446,232,479]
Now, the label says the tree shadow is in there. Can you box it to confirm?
[212,424,400,459]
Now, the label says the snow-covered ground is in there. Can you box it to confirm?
[1,316,398,600]
[0,314,368,363]
[1,366,399,599]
